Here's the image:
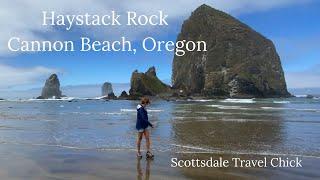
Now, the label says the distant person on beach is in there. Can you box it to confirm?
[136,97,154,159]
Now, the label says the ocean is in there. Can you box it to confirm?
[0,97,319,179]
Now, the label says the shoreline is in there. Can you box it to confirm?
[0,95,316,102]
[0,143,319,179]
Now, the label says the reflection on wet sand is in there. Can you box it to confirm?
[136,158,152,180]
[172,103,284,153]
[171,102,287,179]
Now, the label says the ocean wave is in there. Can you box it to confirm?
[171,144,209,151]
[273,100,290,104]
[174,116,208,120]
[206,105,250,110]
[70,112,125,115]
[195,111,275,117]
[120,109,136,112]
[295,95,307,98]
[2,141,319,158]
[196,111,228,115]
[220,98,256,103]
[261,107,320,112]
[173,110,192,113]
[261,107,291,110]
[173,117,271,123]
[102,112,125,115]
[71,112,92,115]
[206,104,223,108]
[187,99,215,102]
[120,108,164,112]
[28,97,76,101]
[218,106,250,110]
[172,144,320,159]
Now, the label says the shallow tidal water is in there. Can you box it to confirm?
[0,98,319,179]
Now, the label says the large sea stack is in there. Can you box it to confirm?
[38,74,62,99]
[129,66,171,97]
[101,82,113,96]
[172,4,290,98]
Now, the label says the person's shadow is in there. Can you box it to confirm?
[136,158,152,180]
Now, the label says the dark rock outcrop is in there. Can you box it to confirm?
[101,92,117,100]
[119,91,129,99]
[306,94,314,99]
[37,74,63,99]
[129,67,171,97]
[107,92,117,99]
[172,4,291,98]
[101,82,113,96]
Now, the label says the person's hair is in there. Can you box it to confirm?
[141,97,150,105]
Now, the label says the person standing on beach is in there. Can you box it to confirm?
[136,97,154,158]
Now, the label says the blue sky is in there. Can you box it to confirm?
[1,0,319,90]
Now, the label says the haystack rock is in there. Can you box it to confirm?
[129,66,171,97]
[172,4,291,98]
[101,82,113,96]
[38,74,63,99]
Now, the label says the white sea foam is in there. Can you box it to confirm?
[261,107,291,110]
[102,112,124,115]
[295,95,307,98]
[221,118,250,122]
[27,97,76,101]
[298,108,320,112]
[71,112,126,115]
[206,104,223,108]
[261,107,320,112]
[120,109,136,112]
[196,111,228,114]
[175,150,320,159]
[174,116,207,120]
[187,99,215,102]
[273,100,290,104]
[207,105,250,110]
[120,108,164,112]
[173,117,267,122]
[93,96,108,100]
[173,110,192,113]
[171,144,320,159]
[218,106,250,110]
[171,144,209,151]
[71,112,91,115]
[220,98,255,103]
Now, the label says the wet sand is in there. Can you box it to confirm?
[0,144,319,179]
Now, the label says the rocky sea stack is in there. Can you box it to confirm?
[37,74,63,99]
[129,66,171,97]
[172,4,291,98]
[119,91,129,99]
[107,92,117,99]
[101,82,113,96]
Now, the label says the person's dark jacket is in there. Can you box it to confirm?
[136,104,153,130]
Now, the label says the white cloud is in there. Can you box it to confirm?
[285,65,320,88]
[0,0,313,55]
[0,0,314,90]
[0,64,57,89]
